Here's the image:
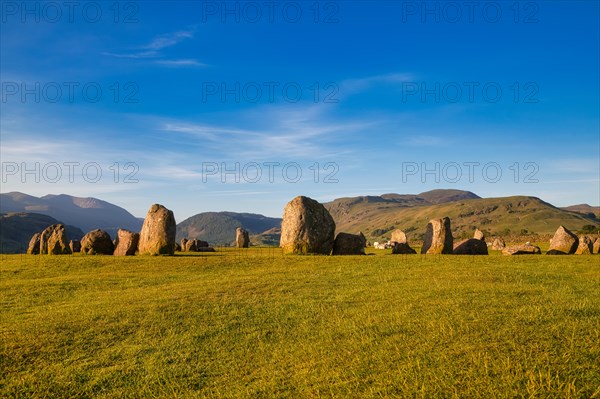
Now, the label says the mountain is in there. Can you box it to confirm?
[0,212,84,254]
[0,192,143,238]
[324,190,599,241]
[176,212,282,245]
[561,204,600,219]
[250,227,281,247]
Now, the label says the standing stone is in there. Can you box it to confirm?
[138,204,176,256]
[491,237,506,250]
[184,239,197,252]
[548,226,578,254]
[453,238,488,255]
[474,229,485,241]
[390,229,407,244]
[81,229,114,255]
[39,224,72,255]
[196,240,209,248]
[502,244,541,255]
[69,240,81,253]
[180,239,189,251]
[421,217,453,254]
[575,236,593,255]
[175,242,182,252]
[592,238,600,254]
[113,229,140,256]
[392,242,417,254]
[27,233,41,255]
[280,196,336,255]
[236,227,250,248]
[332,232,366,255]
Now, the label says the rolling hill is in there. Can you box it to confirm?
[0,212,84,254]
[0,192,142,238]
[324,190,599,241]
[560,204,600,219]
[176,212,282,245]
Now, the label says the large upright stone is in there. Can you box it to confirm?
[27,233,41,255]
[113,229,139,256]
[421,217,453,254]
[575,236,593,255]
[453,238,488,255]
[138,204,176,256]
[280,196,335,255]
[332,232,365,255]
[390,229,407,244]
[236,227,250,248]
[39,224,72,255]
[81,229,114,255]
[180,238,189,251]
[548,226,578,254]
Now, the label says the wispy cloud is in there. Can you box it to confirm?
[160,104,374,159]
[102,50,159,59]
[154,59,208,67]
[340,73,415,97]
[143,30,195,50]
[103,28,205,67]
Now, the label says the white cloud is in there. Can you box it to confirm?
[154,59,207,67]
[103,28,203,67]
[340,73,415,97]
[160,103,373,159]
[143,30,195,50]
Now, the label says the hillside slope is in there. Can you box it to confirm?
[561,204,600,219]
[325,192,599,241]
[177,212,282,245]
[0,213,84,253]
[0,192,142,237]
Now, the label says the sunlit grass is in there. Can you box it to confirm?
[1,251,598,398]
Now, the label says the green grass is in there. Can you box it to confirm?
[1,251,599,398]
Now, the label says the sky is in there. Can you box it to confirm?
[1,0,599,221]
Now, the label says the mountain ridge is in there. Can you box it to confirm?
[0,192,142,238]
[2,190,598,247]
[0,212,84,254]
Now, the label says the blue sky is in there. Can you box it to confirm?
[1,1,599,220]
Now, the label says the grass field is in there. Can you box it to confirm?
[1,250,599,398]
